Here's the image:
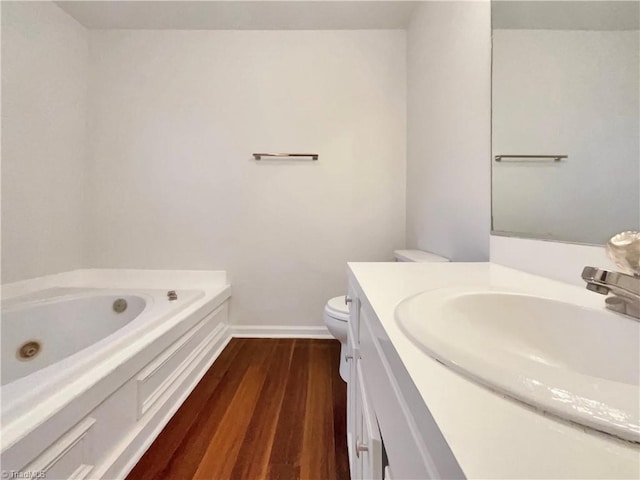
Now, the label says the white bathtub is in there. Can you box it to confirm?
[2,287,204,418]
[1,270,231,479]
[2,291,150,385]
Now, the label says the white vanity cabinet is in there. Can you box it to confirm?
[345,278,464,480]
[345,289,360,477]
[345,263,640,479]
[346,287,382,480]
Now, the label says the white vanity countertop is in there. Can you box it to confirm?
[348,261,640,480]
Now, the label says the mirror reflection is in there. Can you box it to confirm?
[491,0,640,245]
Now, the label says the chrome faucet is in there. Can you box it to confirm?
[581,266,639,319]
[582,231,640,319]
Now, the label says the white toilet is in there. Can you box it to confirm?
[324,249,449,382]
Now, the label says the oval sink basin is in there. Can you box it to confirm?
[395,287,640,442]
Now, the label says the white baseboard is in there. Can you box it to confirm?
[229,325,332,339]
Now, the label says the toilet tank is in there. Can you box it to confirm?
[393,249,449,262]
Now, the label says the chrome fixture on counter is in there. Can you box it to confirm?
[167,290,178,301]
[582,231,640,319]
[582,267,639,319]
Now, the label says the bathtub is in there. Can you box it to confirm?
[1,270,231,479]
[2,288,204,413]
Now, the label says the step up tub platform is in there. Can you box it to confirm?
[1,269,231,480]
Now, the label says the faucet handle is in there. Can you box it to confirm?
[606,231,640,276]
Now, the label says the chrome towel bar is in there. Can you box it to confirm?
[495,155,568,162]
[253,153,318,160]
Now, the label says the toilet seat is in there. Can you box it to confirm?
[325,296,349,322]
[394,249,449,262]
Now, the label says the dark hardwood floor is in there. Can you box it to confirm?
[126,338,350,480]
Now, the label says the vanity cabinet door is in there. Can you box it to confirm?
[347,319,360,478]
[346,286,361,478]
[352,361,364,479]
[356,363,383,480]
[347,286,383,479]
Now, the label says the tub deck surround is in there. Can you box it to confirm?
[347,262,640,479]
[0,269,231,478]
[127,338,349,480]
[1,268,229,300]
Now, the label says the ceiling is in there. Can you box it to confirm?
[492,1,640,30]
[55,1,419,30]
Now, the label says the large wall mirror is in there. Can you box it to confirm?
[491,1,640,245]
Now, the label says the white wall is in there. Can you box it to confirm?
[492,30,639,245]
[1,1,88,283]
[87,30,406,327]
[490,235,615,286]
[406,1,491,261]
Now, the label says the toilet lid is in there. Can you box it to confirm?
[326,296,349,322]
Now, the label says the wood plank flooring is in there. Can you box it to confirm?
[126,338,350,480]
